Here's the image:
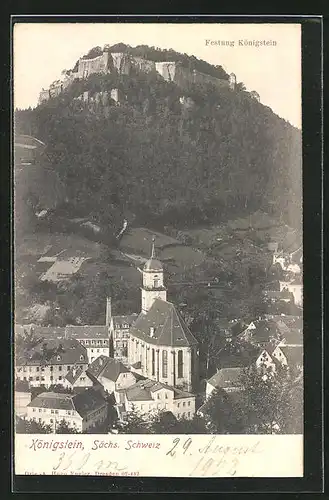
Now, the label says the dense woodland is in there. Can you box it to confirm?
[15,44,302,233]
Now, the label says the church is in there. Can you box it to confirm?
[125,239,199,393]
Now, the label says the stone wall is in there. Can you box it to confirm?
[155,61,231,90]
[38,88,50,105]
[38,51,238,107]
[77,51,110,78]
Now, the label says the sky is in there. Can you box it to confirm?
[13,23,301,128]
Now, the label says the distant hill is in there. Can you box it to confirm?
[15,44,302,233]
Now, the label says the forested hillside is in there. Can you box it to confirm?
[15,46,302,232]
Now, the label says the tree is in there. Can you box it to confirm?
[201,388,245,434]
[16,416,52,434]
[15,330,44,360]
[55,419,79,434]
[116,407,153,434]
[204,365,303,434]
[151,412,210,434]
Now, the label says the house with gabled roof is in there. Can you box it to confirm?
[64,365,94,390]
[64,325,110,363]
[87,355,137,395]
[272,345,303,369]
[279,275,303,307]
[116,378,195,421]
[15,338,89,388]
[238,319,281,347]
[26,387,107,432]
[206,367,244,398]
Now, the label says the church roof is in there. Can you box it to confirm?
[143,237,163,271]
[143,258,163,272]
[130,299,197,347]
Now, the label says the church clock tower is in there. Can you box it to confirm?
[141,237,167,313]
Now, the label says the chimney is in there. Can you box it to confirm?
[150,327,155,337]
[106,297,112,327]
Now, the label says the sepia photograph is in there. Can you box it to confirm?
[13,21,303,477]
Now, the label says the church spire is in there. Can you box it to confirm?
[151,235,156,259]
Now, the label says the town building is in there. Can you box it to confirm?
[26,387,107,432]
[128,239,199,392]
[64,366,94,390]
[107,292,138,362]
[64,325,110,363]
[265,315,303,347]
[238,319,281,347]
[15,338,89,388]
[87,355,138,395]
[263,289,294,304]
[15,380,31,418]
[279,277,303,307]
[115,378,196,421]
[271,345,303,370]
[206,367,244,399]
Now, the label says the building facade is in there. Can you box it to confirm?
[87,355,138,395]
[116,378,196,421]
[15,339,89,388]
[26,388,107,432]
[128,241,199,392]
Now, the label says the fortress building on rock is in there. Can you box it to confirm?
[38,46,239,105]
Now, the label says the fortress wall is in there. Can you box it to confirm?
[192,69,229,89]
[38,89,50,105]
[49,82,63,98]
[77,51,110,79]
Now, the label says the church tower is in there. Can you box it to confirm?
[141,237,167,313]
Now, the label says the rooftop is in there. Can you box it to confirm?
[123,378,193,402]
[16,324,109,340]
[130,299,197,347]
[143,258,163,272]
[208,367,244,389]
[217,344,262,369]
[87,355,130,382]
[279,345,303,366]
[112,314,138,329]
[16,338,88,366]
[28,388,106,417]
[65,366,92,385]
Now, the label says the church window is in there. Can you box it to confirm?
[178,350,183,378]
[162,350,168,378]
[153,279,160,288]
[151,349,155,376]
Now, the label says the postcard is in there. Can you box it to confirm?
[13,21,303,478]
